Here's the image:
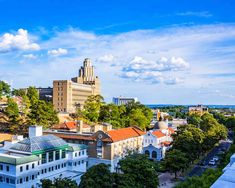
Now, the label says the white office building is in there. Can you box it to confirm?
[0,126,88,188]
[113,96,138,106]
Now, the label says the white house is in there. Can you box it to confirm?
[143,124,174,161]
[0,126,88,188]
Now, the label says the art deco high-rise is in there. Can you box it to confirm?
[53,58,100,113]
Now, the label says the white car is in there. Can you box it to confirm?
[213,156,219,161]
[209,159,216,165]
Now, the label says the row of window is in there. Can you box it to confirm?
[20,163,35,172]
[0,164,10,172]
[0,176,15,184]
[41,150,66,164]
[39,162,67,176]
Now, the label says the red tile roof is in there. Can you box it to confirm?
[168,127,175,134]
[52,121,77,130]
[106,127,145,142]
[152,130,165,138]
[43,132,93,141]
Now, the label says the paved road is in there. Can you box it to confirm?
[187,140,232,178]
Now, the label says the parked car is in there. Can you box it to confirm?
[213,156,219,161]
[209,159,216,165]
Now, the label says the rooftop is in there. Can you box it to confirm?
[0,154,39,165]
[9,135,68,154]
[106,127,145,142]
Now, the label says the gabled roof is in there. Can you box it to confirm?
[152,131,165,138]
[52,121,77,130]
[106,127,145,142]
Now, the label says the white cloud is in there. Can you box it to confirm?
[0,29,40,52]
[1,24,235,104]
[176,11,212,18]
[97,54,114,63]
[22,54,37,59]
[120,56,189,84]
[48,48,68,56]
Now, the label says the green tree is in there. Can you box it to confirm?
[119,154,159,188]
[0,81,10,99]
[27,86,39,105]
[128,108,149,130]
[79,164,114,188]
[83,95,104,123]
[163,149,188,178]
[41,176,78,188]
[225,116,235,129]
[28,100,59,129]
[187,113,202,126]
[12,88,27,97]
[5,98,19,122]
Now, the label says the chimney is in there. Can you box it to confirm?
[78,120,83,133]
[29,126,43,138]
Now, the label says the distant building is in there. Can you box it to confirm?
[53,58,101,113]
[143,121,174,160]
[37,87,53,102]
[0,126,88,188]
[188,104,208,116]
[211,154,235,187]
[113,96,138,105]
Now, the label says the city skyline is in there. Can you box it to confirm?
[0,0,235,104]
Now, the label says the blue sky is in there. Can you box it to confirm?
[0,0,235,104]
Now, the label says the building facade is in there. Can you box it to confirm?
[53,58,100,113]
[0,126,88,188]
[188,105,208,116]
[112,96,138,106]
[88,127,145,172]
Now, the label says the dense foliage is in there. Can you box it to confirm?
[79,154,159,188]
[0,81,59,134]
[41,177,78,188]
[0,81,10,98]
[79,95,153,130]
[163,113,227,177]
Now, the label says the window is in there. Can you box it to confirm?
[74,162,77,166]
[82,160,84,164]
[49,167,51,172]
[42,153,47,164]
[82,150,84,155]
[6,178,9,183]
[75,153,77,157]
[41,170,44,174]
[26,165,29,170]
[20,178,22,184]
[55,150,60,160]
[49,151,54,162]
[32,175,35,180]
[20,166,23,172]
[6,166,9,171]
[45,169,47,173]
[52,166,54,171]
[78,161,80,165]
[62,150,66,158]
[152,151,157,158]
[10,179,15,184]
[0,165,3,170]
[32,163,35,169]
[79,151,81,156]
[26,177,28,182]
[64,163,66,167]
[0,176,3,182]
[97,140,103,158]
[145,150,150,157]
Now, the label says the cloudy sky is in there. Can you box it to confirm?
[0,0,235,105]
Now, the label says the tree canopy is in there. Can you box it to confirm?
[0,81,10,99]
[79,154,159,188]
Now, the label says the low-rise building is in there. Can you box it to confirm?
[143,120,175,160]
[0,126,88,188]
[112,96,138,106]
[88,127,145,172]
[188,105,208,116]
